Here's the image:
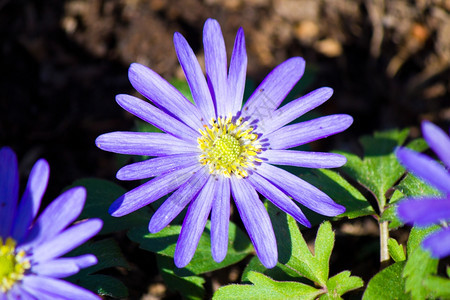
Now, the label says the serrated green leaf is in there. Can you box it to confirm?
[322,271,363,300]
[128,221,252,275]
[68,178,150,234]
[158,255,205,300]
[314,221,334,282]
[66,239,129,298]
[407,226,439,257]
[213,271,323,300]
[395,173,442,204]
[403,247,438,300]
[363,261,408,300]
[387,238,406,262]
[380,204,403,229]
[241,256,305,283]
[338,128,409,211]
[299,169,373,220]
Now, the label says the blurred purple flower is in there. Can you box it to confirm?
[96,18,352,268]
[0,147,102,299]
[396,121,450,258]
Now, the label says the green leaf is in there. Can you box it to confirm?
[380,204,403,229]
[363,261,408,300]
[213,271,323,300]
[387,238,406,262]
[68,178,150,234]
[66,239,129,298]
[72,274,128,298]
[322,271,363,300]
[395,173,442,203]
[423,275,450,299]
[241,256,305,284]
[170,78,194,104]
[338,128,410,211]
[158,255,205,300]
[128,221,252,275]
[299,169,374,220]
[407,226,439,257]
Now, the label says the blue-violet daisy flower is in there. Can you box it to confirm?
[96,18,353,268]
[396,121,450,258]
[0,147,102,299]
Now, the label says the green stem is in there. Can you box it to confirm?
[379,220,390,267]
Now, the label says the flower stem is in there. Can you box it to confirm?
[379,220,390,267]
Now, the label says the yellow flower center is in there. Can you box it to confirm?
[0,237,30,293]
[198,116,262,178]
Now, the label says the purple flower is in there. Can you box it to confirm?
[396,121,450,258]
[96,18,352,268]
[0,147,102,299]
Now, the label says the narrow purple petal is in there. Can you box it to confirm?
[22,275,100,300]
[396,147,450,194]
[203,18,228,117]
[174,32,216,121]
[258,87,333,134]
[0,146,19,238]
[228,27,247,115]
[242,57,305,119]
[265,114,353,150]
[31,219,102,263]
[211,176,231,263]
[9,285,36,300]
[422,121,450,168]
[259,150,347,168]
[116,94,199,142]
[230,176,278,268]
[247,172,311,227]
[21,187,87,249]
[174,176,216,268]
[423,227,450,258]
[31,259,80,278]
[117,153,200,180]
[255,163,345,216]
[95,132,199,156]
[397,197,450,226]
[12,159,49,242]
[110,164,200,217]
[148,167,209,233]
[128,63,204,130]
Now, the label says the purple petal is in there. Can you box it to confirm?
[259,150,347,168]
[21,187,87,249]
[9,285,36,300]
[228,27,247,115]
[397,197,450,226]
[31,259,80,278]
[258,87,333,134]
[203,18,228,117]
[174,32,216,121]
[117,153,199,181]
[22,275,100,300]
[116,94,199,142]
[174,176,216,268]
[110,164,200,217]
[265,114,353,150]
[423,227,450,258]
[0,146,19,238]
[148,167,209,233]
[255,163,345,216]
[230,176,278,268]
[396,147,450,194]
[95,132,199,156]
[242,57,305,119]
[247,172,311,227]
[128,63,204,130]
[422,121,450,168]
[31,219,102,263]
[12,159,49,242]
[211,176,231,263]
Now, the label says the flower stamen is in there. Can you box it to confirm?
[0,237,30,293]
[198,116,262,178]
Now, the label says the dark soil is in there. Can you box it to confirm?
[1,0,449,299]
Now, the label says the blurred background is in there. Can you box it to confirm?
[1,0,449,298]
